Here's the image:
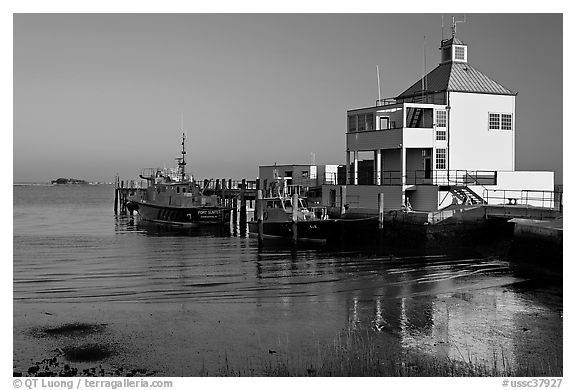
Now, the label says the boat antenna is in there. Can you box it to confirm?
[178,120,187,182]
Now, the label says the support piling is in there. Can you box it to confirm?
[292,192,298,244]
[256,189,263,245]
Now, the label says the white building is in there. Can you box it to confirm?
[332,33,554,213]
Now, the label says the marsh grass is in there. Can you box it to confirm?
[203,328,562,377]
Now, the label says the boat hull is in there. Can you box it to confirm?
[135,201,232,226]
[247,219,338,243]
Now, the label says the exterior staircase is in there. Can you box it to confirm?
[449,186,486,205]
[407,107,423,127]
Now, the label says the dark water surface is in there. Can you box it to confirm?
[13,184,562,376]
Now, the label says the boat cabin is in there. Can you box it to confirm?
[261,196,327,222]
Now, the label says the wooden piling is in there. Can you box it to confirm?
[221,178,226,206]
[239,179,247,236]
[228,179,232,207]
[378,193,384,230]
[340,185,347,217]
[232,197,238,225]
[292,193,298,244]
[256,189,264,244]
[120,180,125,214]
[240,179,247,223]
[114,175,119,215]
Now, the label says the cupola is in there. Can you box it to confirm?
[440,37,468,64]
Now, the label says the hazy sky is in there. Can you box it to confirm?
[13,13,563,183]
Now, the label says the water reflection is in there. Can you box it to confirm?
[339,272,561,372]
[14,184,561,376]
[17,213,561,374]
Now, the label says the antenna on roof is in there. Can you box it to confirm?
[441,15,445,41]
[452,14,466,37]
[422,35,427,102]
[424,36,428,94]
[376,65,382,102]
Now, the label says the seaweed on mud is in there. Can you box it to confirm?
[31,322,107,338]
[62,343,113,362]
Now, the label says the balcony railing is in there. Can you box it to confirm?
[482,189,562,211]
[346,170,497,186]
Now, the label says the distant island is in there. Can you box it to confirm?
[51,178,88,184]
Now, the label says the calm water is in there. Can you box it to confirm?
[13,184,562,376]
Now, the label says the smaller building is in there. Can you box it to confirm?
[258,164,341,198]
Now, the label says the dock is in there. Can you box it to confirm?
[113,175,258,217]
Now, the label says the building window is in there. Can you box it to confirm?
[366,113,374,131]
[348,115,357,132]
[436,110,447,140]
[436,110,447,127]
[436,148,446,169]
[489,113,500,130]
[358,114,366,131]
[379,116,390,130]
[489,113,513,130]
[454,46,465,61]
[436,129,446,141]
[501,114,512,130]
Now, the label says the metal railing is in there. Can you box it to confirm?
[482,189,562,211]
[375,93,447,107]
[274,173,342,188]
[346,170,497,187]
[375,98,398,106]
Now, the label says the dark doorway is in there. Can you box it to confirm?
[424,157,432,180]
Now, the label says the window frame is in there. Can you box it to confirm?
[454,46,466,61]
[347,115,357,133]
[435,110,447,140]
[501,114,513,130]
[435,148,447,170]
[488,112,513,131]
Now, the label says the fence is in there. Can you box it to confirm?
[346,170,497,186]
[482,189,562,211]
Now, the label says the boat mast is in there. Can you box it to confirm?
[177,130,186,182]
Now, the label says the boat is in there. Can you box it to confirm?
[247,194,338,243]
[127,132,232,227]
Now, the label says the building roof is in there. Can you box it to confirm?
[441,37,465,46]
[396,61,515,98]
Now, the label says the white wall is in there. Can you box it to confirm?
[448,92,515,171]
[480,171,555,207]
[403,128,435,148]
[495,171,554,191]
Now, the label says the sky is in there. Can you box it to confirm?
[13,13,563,183]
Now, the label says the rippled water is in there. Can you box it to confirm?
[13,184,562,376]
